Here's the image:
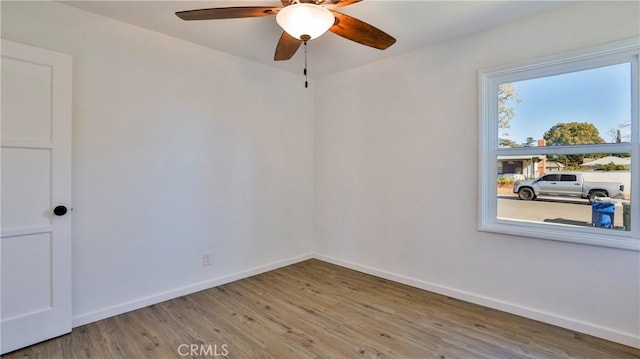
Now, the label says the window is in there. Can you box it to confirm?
[479,39,639,250]
[541,174,560,182]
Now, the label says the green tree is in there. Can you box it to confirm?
[595,162,627,171]
[543,122,605,146]
[543,122,605,168]
[499,138,521,148]
[498,83,518,138]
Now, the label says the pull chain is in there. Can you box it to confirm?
[303,40,308,88]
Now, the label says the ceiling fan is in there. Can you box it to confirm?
[175,0,396,61]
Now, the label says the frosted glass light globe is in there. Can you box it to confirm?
[276,3,334,41]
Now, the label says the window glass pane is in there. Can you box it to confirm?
[560,174,577,181]
[541,174,560,182]
[498,63,631,148]
[497,153,631,231]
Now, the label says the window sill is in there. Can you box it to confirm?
[479,220,640,251]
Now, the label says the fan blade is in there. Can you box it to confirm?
[274,31,303,61]
[330,12,396,50]
[324,0,362,10]
[176,7,279,21]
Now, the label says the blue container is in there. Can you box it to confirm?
[592,201,615,228]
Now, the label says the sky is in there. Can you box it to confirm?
[502,62,631,145]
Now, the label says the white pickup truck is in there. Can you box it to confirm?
[513,173,625,202]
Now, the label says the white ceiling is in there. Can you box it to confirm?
[61,1,568,77]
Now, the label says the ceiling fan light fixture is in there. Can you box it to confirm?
[276,3,334,41]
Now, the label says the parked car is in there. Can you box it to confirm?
[513,173,625,202]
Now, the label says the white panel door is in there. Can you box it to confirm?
[1,39,72,354]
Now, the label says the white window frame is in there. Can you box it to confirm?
[479,38,640,251]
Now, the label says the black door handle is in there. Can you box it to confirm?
[53,205,68,216]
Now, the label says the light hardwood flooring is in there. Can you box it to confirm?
[3,259,639,358]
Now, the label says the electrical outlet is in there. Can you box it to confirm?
[202,253,212,266]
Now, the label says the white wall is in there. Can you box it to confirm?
[1,1,314,325]
[314,1,640,348]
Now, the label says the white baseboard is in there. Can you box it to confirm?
[72,251,639,349]
[313,253,640,349]
[72,252,313,327]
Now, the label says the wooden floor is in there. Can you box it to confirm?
[4,259,639,359]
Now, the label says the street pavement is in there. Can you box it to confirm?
[497,195,626,229]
